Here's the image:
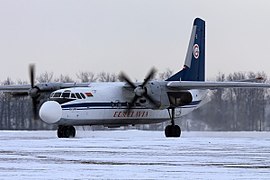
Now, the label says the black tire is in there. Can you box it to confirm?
[69,126,76,138]
[57,126,64,138]
[165,125,181,138]
[165,125,172,137]
[172,125,181,137]
[57,125,76,138]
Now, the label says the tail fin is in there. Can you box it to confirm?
[166,18,205,81]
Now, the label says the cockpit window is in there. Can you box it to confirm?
[80,93,86,99]
[61,92,70,98]
[50,91,89,100]
[70,93,76,99]
[75,93,82,99]
[53,92,61,98]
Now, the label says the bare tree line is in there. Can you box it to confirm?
[0,70,269,131]
[183,71,270,131]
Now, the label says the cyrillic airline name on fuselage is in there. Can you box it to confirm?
[113,111,149,118]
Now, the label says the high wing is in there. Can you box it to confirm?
[0,85,31,94]
[0,83,89,97]
[0,64,90,96]
[0,82,90,95]
[167,81,270,90]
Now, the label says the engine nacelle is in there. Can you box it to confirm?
[144,82,193,109]
[167,91,193,107]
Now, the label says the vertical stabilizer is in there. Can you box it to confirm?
[166,18,205,81]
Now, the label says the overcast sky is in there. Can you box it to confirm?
[0,0,270,82]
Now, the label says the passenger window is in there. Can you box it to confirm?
[75,93,82,99]
[54,92,61,98]
[50,93,55,98]
[61,93,70,98]
[71,93,76,99]
[80,93,86,99]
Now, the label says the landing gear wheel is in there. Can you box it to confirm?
[65,126,76,138]
[165,108,181,138]
[165,125,181,137]
[57,126,64,138]
[57,125,76,138]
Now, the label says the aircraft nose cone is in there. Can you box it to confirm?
[39,101,62,124]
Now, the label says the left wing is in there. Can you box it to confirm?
[0,82,90,95]
[0,64,91,96]
[0,85,31,94]
[167,81,270,90]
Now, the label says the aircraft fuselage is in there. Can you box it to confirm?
[39,82,208,127]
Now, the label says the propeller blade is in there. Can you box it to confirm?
[32,98,39,120]
[119,72,137,89]
[121,67,158,110]
[141,68,156,87]
[29,64,39,120]
[29,64,35,88]
[127,95,139,109]
[144,93,159,107]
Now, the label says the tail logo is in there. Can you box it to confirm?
[193,44,200,59]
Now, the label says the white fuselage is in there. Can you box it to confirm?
[39,82,209,127]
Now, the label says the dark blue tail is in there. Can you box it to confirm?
[166,18,205,81]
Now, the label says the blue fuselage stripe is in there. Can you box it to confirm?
[61,101,201,109]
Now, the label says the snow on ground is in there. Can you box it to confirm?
[0,130,270,180]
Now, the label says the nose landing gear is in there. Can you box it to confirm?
[57,125,76,138]
[165,108,181,138]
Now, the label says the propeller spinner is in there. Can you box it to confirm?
[119,68,159,109]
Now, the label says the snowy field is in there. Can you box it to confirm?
[0,130,270,180]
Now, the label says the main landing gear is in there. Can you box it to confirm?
[57,125,76,138]
[165,108,181,138]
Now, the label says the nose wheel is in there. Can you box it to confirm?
[57,125,76,138]
[165,108,181,137]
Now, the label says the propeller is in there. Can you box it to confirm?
[28,64,39,119]
[30,64,35,88]
[119,68,159,110]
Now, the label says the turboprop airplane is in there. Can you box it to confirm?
[1,18,270,138]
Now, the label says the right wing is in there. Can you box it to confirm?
[167,81,270,90]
